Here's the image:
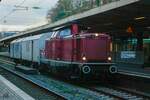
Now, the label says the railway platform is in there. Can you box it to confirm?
[117,65,150,79]
[0,75,35,100]
[0,52,9,57]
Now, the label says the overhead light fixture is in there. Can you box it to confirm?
[147,26,150,29]
[87,27,91,29]
[134,16,145,20]
[104,23,113,26]
[32,6,41,9]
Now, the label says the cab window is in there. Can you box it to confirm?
[59,29,71,38]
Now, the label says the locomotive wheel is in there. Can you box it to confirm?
[109,66,117,74]
[82,65,91,74]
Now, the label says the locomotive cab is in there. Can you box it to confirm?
[72,33,117,75]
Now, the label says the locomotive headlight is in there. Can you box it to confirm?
[108,57,112,61]
[82,56,87,61]
[95,33,99,37]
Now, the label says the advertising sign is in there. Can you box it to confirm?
[121,51,136,59]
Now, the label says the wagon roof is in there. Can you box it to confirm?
[11,38,24,43]
[10,32,53,43]
[22,34,44,42]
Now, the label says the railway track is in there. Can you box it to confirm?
[0,65,65,100]
[0,58,116,100]
[89,86,150,100]
[0,57,150,100]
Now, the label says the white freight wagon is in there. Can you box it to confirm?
[10,32,52,64]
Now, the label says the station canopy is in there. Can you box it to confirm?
[76,0,150,38]
[0,0,150,43]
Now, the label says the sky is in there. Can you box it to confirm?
[0,0,58,31]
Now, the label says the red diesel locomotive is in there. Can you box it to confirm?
[41,24,117,78]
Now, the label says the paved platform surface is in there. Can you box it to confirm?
[0,52,9,57]
[118,65,150,79]
[0,75,34,100]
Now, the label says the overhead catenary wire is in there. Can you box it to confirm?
[0,0,56,32]
[0,0,48,24]
[0,0,27,23]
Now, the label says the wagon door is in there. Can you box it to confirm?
[10,43,14,58]
[33,39,40,62]
[22,40,32,61]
